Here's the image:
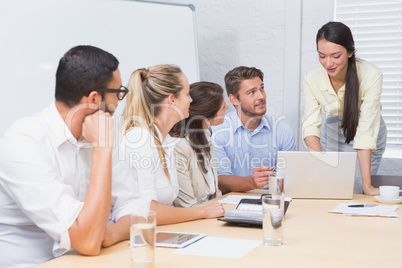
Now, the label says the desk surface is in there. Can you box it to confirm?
[37,193,402,268]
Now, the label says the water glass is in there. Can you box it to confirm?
[262,194,284,246]
[268,173,285,196]
[130,211,157,268]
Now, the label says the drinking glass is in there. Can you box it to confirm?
[130,211,157,268]
[268,173,285,196]
[262,194,284,246]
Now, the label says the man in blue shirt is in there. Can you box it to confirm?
[211,66,296,194]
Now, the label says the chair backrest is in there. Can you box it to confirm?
[371,175,402,188]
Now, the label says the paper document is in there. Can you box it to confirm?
[218,195,259,204]
[173,237,262,258]
[330,202,399,217]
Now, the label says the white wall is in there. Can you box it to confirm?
[162,0,401,175]
[0,0,200,134]
[163,0,288,118]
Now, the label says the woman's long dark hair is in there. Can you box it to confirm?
[170,81,224,173]
[316,21,359,143]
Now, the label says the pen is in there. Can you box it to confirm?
[348,204,377,208]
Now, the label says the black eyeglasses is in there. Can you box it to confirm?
[96,86,128,100]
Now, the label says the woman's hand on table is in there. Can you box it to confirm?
[363,185,380,196]
[201,201,225,219]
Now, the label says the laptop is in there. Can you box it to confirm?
[277,151,357,199]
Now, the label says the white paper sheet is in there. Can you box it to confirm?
[173,237,262,258]
[218,195,260,204]
[330,202,399,217]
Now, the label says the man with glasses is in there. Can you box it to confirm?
[0,45,147,267]
[96,86,128,114]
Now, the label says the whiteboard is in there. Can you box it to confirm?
[0,0,199,134]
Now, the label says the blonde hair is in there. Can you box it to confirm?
[121,64,183,180]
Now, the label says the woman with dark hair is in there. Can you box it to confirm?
[303,21,386,195]
[170,81,229,207]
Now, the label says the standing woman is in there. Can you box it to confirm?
[303,21,387,195]
[115,64,225,226]
[170,82,229,207]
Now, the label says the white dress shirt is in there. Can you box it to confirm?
[0,103,88,267]
[0,103,148,267]
[115,125,179,206]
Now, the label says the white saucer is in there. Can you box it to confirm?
[373,196,402,204]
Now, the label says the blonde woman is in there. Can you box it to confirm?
[113,64,225,228]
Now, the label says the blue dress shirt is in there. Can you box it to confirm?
[211,111,296,177]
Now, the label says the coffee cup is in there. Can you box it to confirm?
[379,186,402,200]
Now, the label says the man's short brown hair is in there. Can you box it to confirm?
[224,66,264,97]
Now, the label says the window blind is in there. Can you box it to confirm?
[335,0,402,149]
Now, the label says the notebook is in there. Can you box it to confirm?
[277,151,357,199]
[218,195,291,226]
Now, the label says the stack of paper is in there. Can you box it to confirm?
[330,203,399,217]
[237,203,263,211]
[224,209,262,222]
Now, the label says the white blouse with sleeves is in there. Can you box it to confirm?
[115,125,179,206]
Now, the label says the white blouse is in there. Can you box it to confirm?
[116,125,179,206]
